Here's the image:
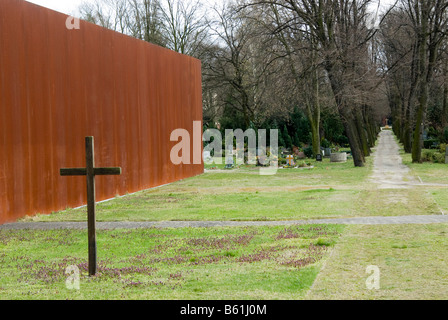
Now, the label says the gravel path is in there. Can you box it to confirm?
[370,130,418,188]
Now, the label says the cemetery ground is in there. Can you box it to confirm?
[2,132,448,299]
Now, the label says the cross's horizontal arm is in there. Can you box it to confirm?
[60,167,122,176]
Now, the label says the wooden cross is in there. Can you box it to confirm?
[60,136,121,276]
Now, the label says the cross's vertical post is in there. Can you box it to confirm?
[85,136,97,276]
[60,136,121,277]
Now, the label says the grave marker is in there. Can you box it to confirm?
[286,155,295,166]
[203,151,212,163]
[296,151,306,159]
[225,155,234,169]
[330,152,347,163]
[60,137,121,276]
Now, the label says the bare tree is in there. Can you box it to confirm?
[78,0,168,48]
[203,2,279,129]
[78,0,115,29]
[380,5,416,152]
[159,0,209,57]
[254,2,325,156]
[381,0,448,161]
[127,0,165,46]
[247,0,386,166]
[402,0,448,163]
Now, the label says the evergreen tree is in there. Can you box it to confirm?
[282,125,292,149]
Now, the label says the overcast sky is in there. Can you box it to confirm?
[25,0,91,16]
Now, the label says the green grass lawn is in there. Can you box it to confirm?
[5,139,448,300]
[401,149,448,214]
[21,154,413,222]
[25,151,441,223]
[307,223,448,299]
[402,151,448,185]
[41,188,359,222]
[0,224,344,300]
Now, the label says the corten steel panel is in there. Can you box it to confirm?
[0,0,204,225]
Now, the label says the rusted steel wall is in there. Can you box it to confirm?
[0,0,203,225]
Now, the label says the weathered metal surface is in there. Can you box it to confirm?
[0,0,203,224]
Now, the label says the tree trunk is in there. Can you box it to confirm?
[306,61,321,157]
[402,98,413,153]
[364,107,377,148]
[241,89,251,129]
[309,118,320,157]
[325,61,365,167]
[411,1,437,163]
[343,115,366,167]
[412,86,427,163]
[402,125,412,153]
[442,60,448,130]
[391,93,403,142]
[411,39,427,162]
[443,81,448,130]
[354,108,370,157]
[411,114,423,163]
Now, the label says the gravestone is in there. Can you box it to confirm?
[330,152,347,163]
[203,151,212,163]
[316,154,322,162]
[256,148,267,166]
[296,151,306,159]
[292,146,300,155]
[225,155,234,169]
[281,147,291,155]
